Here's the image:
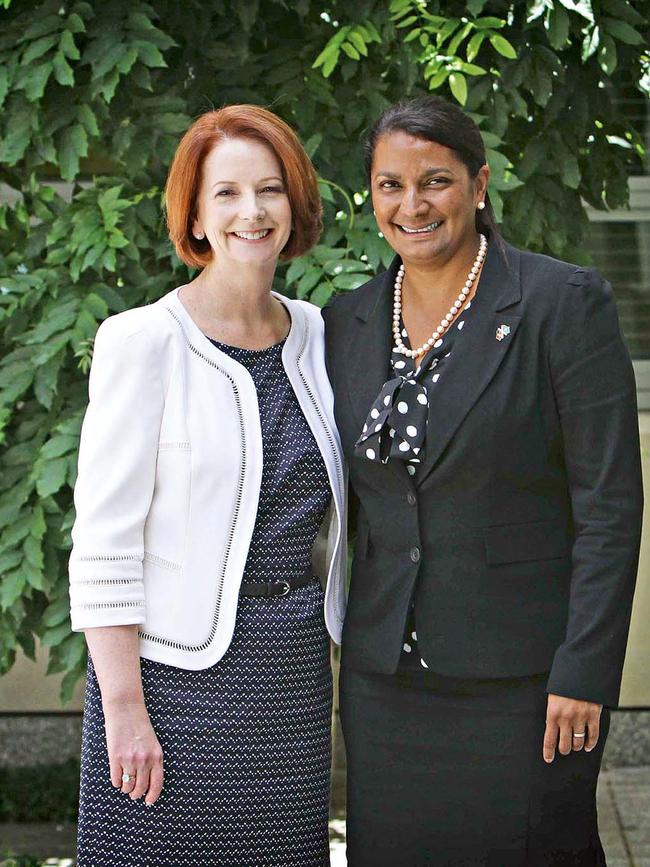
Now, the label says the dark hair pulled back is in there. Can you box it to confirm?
[364,95,500,243]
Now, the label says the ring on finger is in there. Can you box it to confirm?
[122,772,136,783]
[572,732,586,739]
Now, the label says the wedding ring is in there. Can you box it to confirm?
[122,772,135,783]
[572,732,586,738]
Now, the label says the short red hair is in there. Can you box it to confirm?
[165,105,322,268]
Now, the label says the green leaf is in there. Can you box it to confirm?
[581,26,600,61]
[116,46,138,75]
[286,259,307,284]
[489,33,517,59]
[65,12,86,34]
[557,0,594,23]
[42,597,71,628]
[310,282,335,306]
[449,72,468,105]
[136,41,167,68]
[53,51,75,86]
[395,15,418,28]
[0,108,33,164]
[0,551,23,575]
[602,17,643,45]
[60,30,81,60]
[76,103,100,136]
[313,41,338,70]
[403,27,422,43]
[155,112,192,134]
[57,123,88,181]
[83,292,109,319]
[546,6,570,50]
[40,435,79,460]
[466,31,486,62]
[473,17,505,29]
[481,131,502,148]
[0,571,25,611]
[448,22,473,56]
[35,457,69,497]
[348,30,369,56]
[321,53,339,78]
[61,663,86,704]
[297,268,323,297]
[34,354,63,410]
[20,63,53,102]
[22,14,62,41]
[24,535,44,570]
[97,68,120,102]
[21,34,58,65]
[332,272,369,290]
[0,511,32,549]
[57,631,85,669]
[428,68,450,89]
[0,65,8,108]
[17,630,36,662]
[303,133,322,158]
[598,35,617,74]
[131,64,152,90]
[341,42,361,60]
[127,11,156,31]
[30,505,47,540]
[601,0,645,25]
[41,621,71,647]
[457,61,486,76]
[561,157,581,188]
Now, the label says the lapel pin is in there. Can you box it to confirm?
[495,324,511,342]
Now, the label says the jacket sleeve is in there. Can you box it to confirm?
[546,267,643,707]
[68,315,164,630]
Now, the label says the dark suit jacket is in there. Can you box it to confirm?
[322,240,643,708]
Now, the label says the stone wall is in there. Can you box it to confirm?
[0,709,647,771]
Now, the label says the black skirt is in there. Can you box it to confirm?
[340,666,609,867]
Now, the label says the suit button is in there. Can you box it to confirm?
[410,546,421,563]
[407,492,416,506]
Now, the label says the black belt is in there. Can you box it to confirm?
[239,572,315,598]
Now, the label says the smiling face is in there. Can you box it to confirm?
[371,131,489,267]
[192,136,292,269]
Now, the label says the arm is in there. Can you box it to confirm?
[85,626,163,804]
[543,268,642,757]
[70,315,165,801]
[69,315,163,626]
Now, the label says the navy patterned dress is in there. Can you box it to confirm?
[77,337,333,866]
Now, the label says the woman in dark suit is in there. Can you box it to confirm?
[323,95,642,866]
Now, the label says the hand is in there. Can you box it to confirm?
[543,693,602,763]
[104,698,164,806]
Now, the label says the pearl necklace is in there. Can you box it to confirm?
[393,233,488,359]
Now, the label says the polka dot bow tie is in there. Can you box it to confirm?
[354,366,430,464]
[354,302,475,468]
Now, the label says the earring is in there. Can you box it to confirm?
[477,201,486,211]
[194,231,205,240]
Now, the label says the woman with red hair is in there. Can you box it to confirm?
[70,105,347,865]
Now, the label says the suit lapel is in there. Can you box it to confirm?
[343,257,410,485]
[344,260,396,434]
[417,242,522,485]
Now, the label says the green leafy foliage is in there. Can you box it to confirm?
[0,0,647,701]
[0,757,80,821]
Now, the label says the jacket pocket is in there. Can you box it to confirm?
[353,522,370,561]
[143,443,191,569]
[483,519,570,567]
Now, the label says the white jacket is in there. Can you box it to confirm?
[69,287,347,670]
